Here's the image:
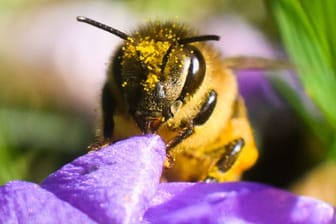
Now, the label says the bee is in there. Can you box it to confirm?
[77,16,258,182]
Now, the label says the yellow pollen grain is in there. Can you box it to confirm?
[121,26,187,92]
[141,73,159,92]
[127,37,135,43]
[124,38,171,75]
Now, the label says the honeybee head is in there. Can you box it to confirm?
[77,17,219,133]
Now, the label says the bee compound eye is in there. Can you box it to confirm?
[179,46,206,100]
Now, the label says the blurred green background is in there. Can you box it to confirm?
[1,0,336,204]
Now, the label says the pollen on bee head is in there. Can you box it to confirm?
[122,37,171,75]
[127,36,135,43]
[141,73,160,92]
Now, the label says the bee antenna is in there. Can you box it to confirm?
[76,16,129,40]
[178,35,220,44]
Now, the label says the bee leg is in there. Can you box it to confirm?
[88,82,115,151]
[193,90,217,125]
[166,90,217,150]
[204,138,245,182]
[217,138,245,172]
[87,141,111,151]
[166,122,194,150]
[101,82,116,140]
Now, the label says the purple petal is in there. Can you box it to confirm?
[41,135,166,224]
[144,182,336,224]
[0,181,96,224]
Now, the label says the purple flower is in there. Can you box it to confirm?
[0,135,335,224]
